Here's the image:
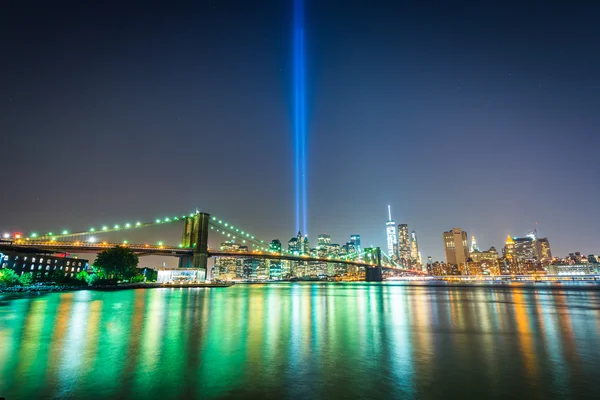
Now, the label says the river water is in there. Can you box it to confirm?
[1,283,599,399]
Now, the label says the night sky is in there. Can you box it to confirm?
[1,0,599,263]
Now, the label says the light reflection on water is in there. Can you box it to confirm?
[1,283,600,399]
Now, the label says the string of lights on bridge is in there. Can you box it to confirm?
[3,210,406,268]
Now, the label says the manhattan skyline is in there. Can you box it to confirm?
[1,0,599,261]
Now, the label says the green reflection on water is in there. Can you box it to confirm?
[1,283,600,399]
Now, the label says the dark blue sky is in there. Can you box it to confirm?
[1,0,599,261]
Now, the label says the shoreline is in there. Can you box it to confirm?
[2,279,600,296]
[0,282,233,294]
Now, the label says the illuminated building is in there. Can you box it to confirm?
[548,263,599,275]
[270,239,282,253]
[513,236,537,261]
[243,258,269,280]
[345,242,356,255]
[469,246,500,275]
[504,233,552,264]
[536,237,552,262]
[288,233,301,254]
[410,230,420,268]
[470,235,480,252]
[397,224,410,267]
[317,234,331,248]
[443,228,470,268]
[350,234,361,257]
[269,239,283,279]
[302,234,310,255]
[503,236,516,260]
[213,241,248,280]
[0,249,88,279]
[385,205,398,259]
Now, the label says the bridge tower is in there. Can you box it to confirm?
[178,212,210,277]
[364,247,383,282]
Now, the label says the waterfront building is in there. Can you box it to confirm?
[213,241,248,280]
[469,246,500,275]
[0,249,88,279]
[397,224,410,267]
[156,268,205,283]
[385,205,398,259]
[443,228,470,268]
[548,263,599,275]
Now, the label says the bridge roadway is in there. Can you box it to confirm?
[3,241,408,270]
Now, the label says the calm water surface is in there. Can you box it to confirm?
[1,283,600,399]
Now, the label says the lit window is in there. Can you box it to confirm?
[15,256,19,261]
[46,266,50,271]
[30,265,34,270]
[38,265,42,270]
[32,258,36,263]
[67,261,70,266]
[40,258,44,263]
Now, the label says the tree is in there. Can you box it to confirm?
[94,246,139,281]
[19,272,34,286]
[0,269,20,286]
[76,270,90,284]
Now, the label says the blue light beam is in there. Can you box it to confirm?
[294,0,307,235]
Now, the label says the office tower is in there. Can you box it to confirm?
[536,237,552,262]
[214,241,248,280]
[443,228,470,266]
[288,232,302,254]
[317,234,331,249]
[506,235,537,261]
[397,224,410,267]
[503,235,516,260]
[470,235,480,252]
[385,205,398,258]
[270,239,282,253]
[410,230,420,267]
[350,234,361,255]
[302,235,310,255]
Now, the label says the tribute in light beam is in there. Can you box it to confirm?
[293,0,307,234]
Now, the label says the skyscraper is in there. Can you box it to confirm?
[443,228,470,266]
[536,237,552,262]
[470,235,480,252]
[385,205,398,259]
[410,230,420,267]
[350,234,361,255]
[317,234,331,249]
[397,224,410,267]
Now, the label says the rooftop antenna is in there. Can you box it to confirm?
[388,205,392,221]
